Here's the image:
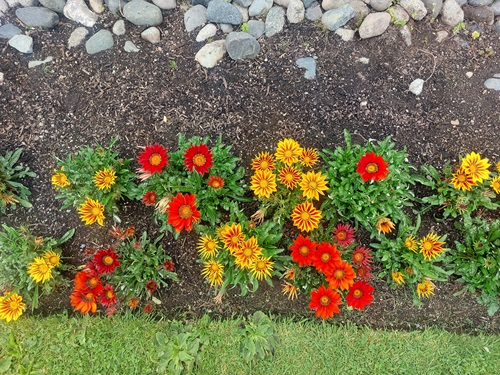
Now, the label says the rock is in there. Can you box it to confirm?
[321,4,356,31]
[322,0,348,10]
[335,27,355,40]
[441,0,464,26]
[124,40,140,52]
[68,26,89,48]
[287,0,305,23]
[184,4,207,32]
[15,7,60,28]
[196,23,217,41]
[296,57,316,79]
[467,0,493,5]
[38,0,66,13]
[358,11,390,38]
[85,29,114,54]
[5,0,38,6]
[225,32,260,60]
[123,0,163,26]
[306,2,323,20]
[234,0,253,6]
[463,5,494,24]
[465,71,473,78]
[265,6,285,37]
[28,55,53,68]
[141,26,160,43]
[349,0,370,23]
[152,0,176,9]
[0,0,8,16]
[248,0,273,17]
[105,0,127,13]
[496,19,500,33]
[303,0,315,7]
[64,0,99,27]
[400,24,412,45]
[206,0,243,25]
[484,75,500,90]
[369,0,391,11]
[420,0,442,18]
[220,23,233,32]
[455,0,466,4]
[247,19,265,38]
[435,30,448,42]
[193,0,211,6]
[390,5,410,25]
[400,0,427,20]
[195,39,226,68]
[8,34,33,53]
[112,19,126,35]
[0,24,22,39]
[274,0,290,6]
[490,0,500,15]
[234,4,249,22]
[0,72,4,84]
[409,78,424,95]
[89,0,104,13]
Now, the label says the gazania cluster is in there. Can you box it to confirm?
[27,249,62,284]
[450,151,491,191]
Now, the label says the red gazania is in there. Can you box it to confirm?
[346,281,374,310]
[332,223,356,247]
[352,246,373,268]
[289,234,317,267]
[70,288,97,314]
[356,265,373,282]
[184,144,213,175]
[308,285,342,319]
[93,248,120,275]
[311,242,341,273]
[145,280,158,294]
[99,284,117,306]
[163,260,175,271]
[167,193,201,232]
[143,303,153,314]
[356,152,389,182]
[207,175,225,189]
[74,270,103,296]
[142,191,157,205]
[324,260,356,291]
[138,144,169,174]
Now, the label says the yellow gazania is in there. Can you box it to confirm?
[300,148,319,167]
[201,260,224,287]
[279,166,301,190]
[220,223,245,253]
[250,169,277,199]
[404,236,417,252]
[0,293,26,322]
[251,152,275,172]
[197,234,220,259]
[282,281,299,300]
[275,138,302,166]
[300,171,328,201]
[497,161,500,173]
[51,169,70,188]
[43,250,61,268]
[93,168,117,190]
[450,166,476,191]
[416,279,435,298]
[419,233,445,261]
[291,201,322,232]
[391,271,405,285]
[234,237,262,269]
[250,256,274,280]
[461,152,490,183]
[376,217,395,235]
[78,197,105,226]
[491,176,500,194]
[28,257,53,283]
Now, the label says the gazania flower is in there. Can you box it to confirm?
[250,169,277,199]
[125,226,135,237]
[93,248,120,274]
[105,306,117,317]
[275,138,302,166]
[51,169,70,188]
[142,191,157,205]
[78,198,105,226]
[300,148,319,167]
[376,217,395,235]
[197,234,220,259]
[291,201,322,232]
[109,226,126,240]
[127,297,139,309]
[74,270,103,296]
[461,151,490,183]
[308,285,342,319]
[311,242,341,273]
[163,260,175,271]
[1,193,18,205]
[250,256,274,280]
[279,166,301,189]
[282,281,299,300]
[392,271,405,285]
[0,293,25,322]
[143,303,153,314]
[451,166,475,191]
[70,289,97,314]
[325,260,356,291]
[28,257,53,283]
[252,152,275,171]
[234,237,262,269]
[289,234,317,267]
[138,144,169,174]
[356,265,373,281]
[41,250,60,269]
[93,168,117,190]
[356,152,389,182]
[419,233,445,260]
[145,280,158,294]
[352,246,373,268]
[300,171,328,201]
[346,281,374,310]
[405,235,418,252]
[207,175,225,189]
[184,144,213,175]
[99,285,117,306]
[201,260,224,286]
[220,223,245,253]
[491,176,500,194]
[416,279,435,298]
[167,193,201,232]
[332,223,355,247]
[282,267,297,280]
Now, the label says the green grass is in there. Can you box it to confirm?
[1,314,498,374]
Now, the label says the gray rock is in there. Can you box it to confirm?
[463,5,494,24]
[123,0,163,26]
[435,30,448,42]
[234,4,249,22]
[8,34,33,53]
[390,5,410,25]
[112,19,126,35]
[335,27,355,40]
[206,0,243,25]
[220,23,234,32]
[484,76,500,90]
[225,32,260,60]
[196,23,217,41]
[495,19,500,33]
[409,78,424,95]
[0,0,8,16]
[358,11,391,38]
[68,26,89,48]
[90,0,105,13]
[288,0,305,23]
[6,0,39,6]
[184,4,207,32]
[105,0,128,13]
[64,0,99,27]
[85,29,114,54]
[39,0,66,13]
[420,0,442,18]
[349,0,370,23]
[0,24,22,39]
[369,0,391,11]
[234,0,253,6]
[193,0,211,6]
[124,40,140,52]
[141,26,160,43]
[400,0,427,20]
[152,0,176,9]
[321,4,356,31]
[467,0,493,5]
[28,55,53,68]
[322,0,348,10]
[296,57,316,79]
[441,0,464,26]
[306,2,323,20]
[249,0,273,17]
[247,19,265,38]
[274,0,290,6]
[455,0,466,5]
[195,39,226,68]
[303,0,315,7]
[490,0,500,15]
[265,6,285,37]
[16,7,60,28]
[400,24,412,45]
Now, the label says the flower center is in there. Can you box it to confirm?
[9,300,19,310]
[83,293,94,302]
[231,235,240,244]
[468,164,477,173]
[211,181,220,188]
[91,207,101,216]
[256,261,266,270]
[104,176,112,184]
[88,277,98,288]
[259,179,269,188]
[366,163,378,173]
[210,264,220,273]
[106,290,114,299]
[308,181,317,190]
[207,241,216,250]
[301,211,310,221]
[354,253,364,262]
[243,248,253,257]
[49,256,58,265]
[260,161,269,169]
[320,252,331,262]
[319,295,330,306]
[285,173,294,181]
[336,231,346,240]
[284,150,293,158]
[103,255,114,266]
[358,268,365,276]
[178,204,193,219]
[353,289,363,298]
[423,241,433,251]
[298,245,309,256]
[303,156,311,163]
[334,269,345,279]
[457,174,466,182]
[40,263,48,273]
[149,153,162,166]
[193,153,206,167]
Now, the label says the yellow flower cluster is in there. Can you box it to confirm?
[27,250,61,284]
[451,152,491,191]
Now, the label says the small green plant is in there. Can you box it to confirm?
[471,31,480,40]
[453,22,466,34]
[238,311,278,364]
[0,332,41,374]
[0,148,36,214]
[168,60,178,70]
[241,22,249,32]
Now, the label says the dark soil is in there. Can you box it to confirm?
[1,7,499,334]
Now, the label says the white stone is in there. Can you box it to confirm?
[287,0,305,23]
[28,56,53,68]
[358,12,391,39]
[68,26,89,48]
[112,19,126,35]
[64,0,99,27]
[465,72,473,78]
[400,24,411,46]
[196,23,217,42]
[124,40,140,52]
[8,34,33,54]
[441,0,464,26]
[274,0,290,6]
[409,78,424,95]
[152,0,176,9]
[141,26,161,43]
[89,0,104,13]
[335,27,355,41]
[400,0,427,21]
[435,30,448,42]
[195,39,226,68]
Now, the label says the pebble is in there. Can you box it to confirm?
[441,0,464,26]
[322,0,348,11]
[491,0,500,16]
[195,39,226,68]
[400,24,412,46]
[123,0,163,26]
[8,34,33,53]
[225,31,260,60]
[248,0,273,17]
[465,71,473,78]
[369,0,392,11]
[28,56,53,68]
[247,19,265,39]
[306,2,323,21]
[152,0,176,9]
[467,0,493,5]
[234,0,253,6]
[234,4,249,23]
[321,4,356,31]
[265,6,286,37]
[105,0,125,13]
[89,0,104,13]
[400,0,428,21]
[112,19,126,35]
[184,4,207,32]
[358,57,370,64]
[85,29,114,54]
[0,72,4,84]
[124,40,140,52]
[141,27,161,43]
[450,119,460,125]
[68,26,89,48]
[484,74,500,91]
[64,0,99,27]
[196,23,217,42]
[296,57,316,79]
[409,78,425,95]
[287,0,305,24]
[335,27,355,41]
[435,30,448,42]
[350,0,370,23]
[39,0,66,13]
[206,0,243,25]
[220,23,234,33]
[0,23,22,39]
[358,12,391,39]
[16,7,60,28]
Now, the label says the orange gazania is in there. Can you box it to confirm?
[300,148,319,167]
[220,223,245,253]
[376,217,395,235]
[251,152,275,172]
[332,223,355,247]
[289,234,317,267]
[142,191,157,205]
[167,193,201,232]
[279,166,301,189]
[451,166,475,191]
[74,270,103,296]
[127,297,140,309]
[346,281,374,310]
[311,242,341,273]
[0,292,26,322]
[325,260,356,291]
[291,201,322,232]
[250,169,277,198]
[207,175,225,189]
[419,233,445,260]
[308,285,342,319]
[99,284,117,306]
[138,144,169,174]
[184,144,213,175]
[356,152,389,182]
[93,248,120,275]
[233,236,262,269]
[70,289,97,314]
